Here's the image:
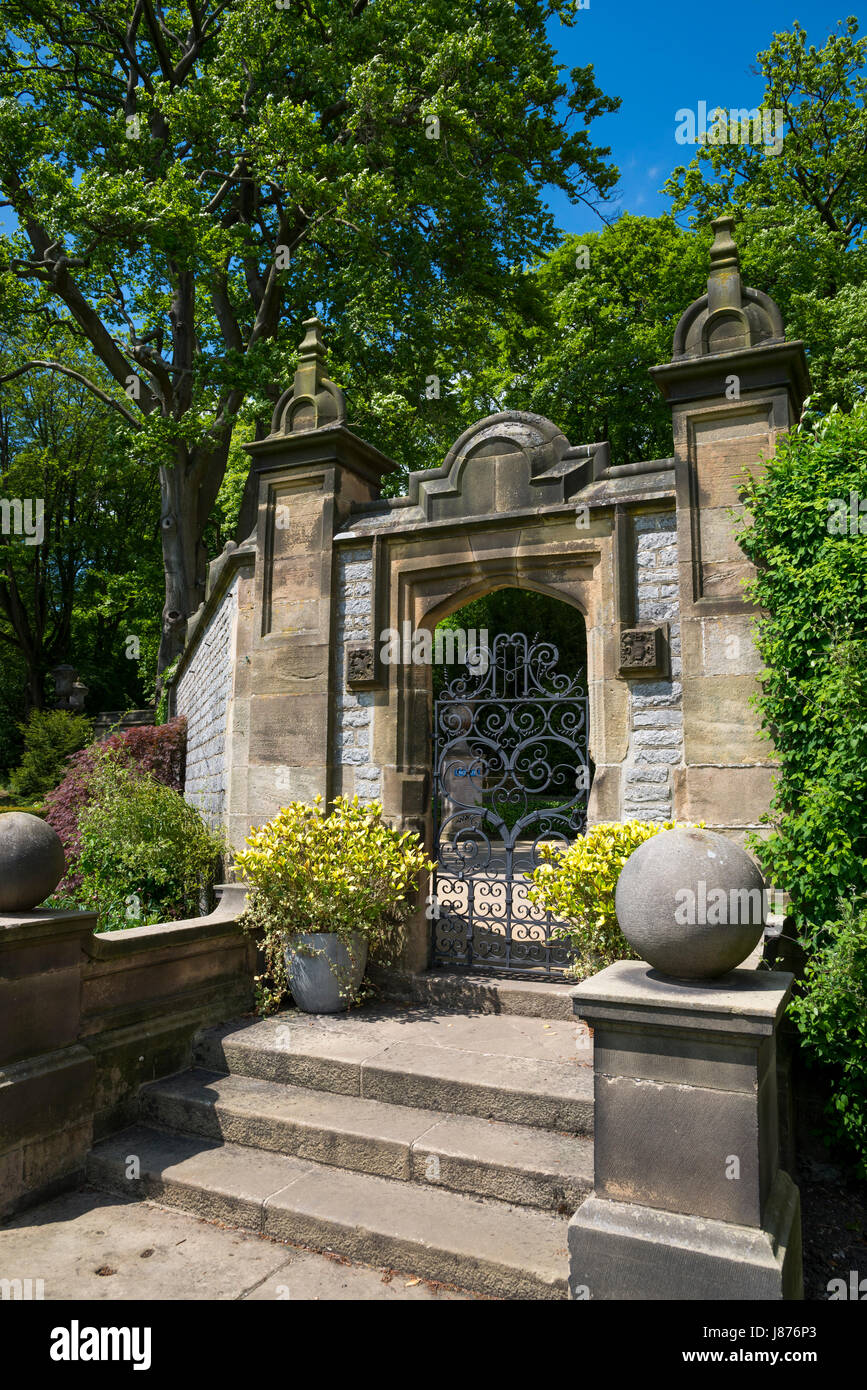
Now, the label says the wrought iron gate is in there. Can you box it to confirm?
[431,632,590,977]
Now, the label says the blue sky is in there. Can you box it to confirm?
[545,1,866,234]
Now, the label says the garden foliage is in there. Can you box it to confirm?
[739,400,867,1170]
[8,709,92,800]
[70,750,223,933]
[45,717,187,889]
[236,795,433,1015]
[739,402,867,931]
[529,820,681,980]
[787,896,867,1176]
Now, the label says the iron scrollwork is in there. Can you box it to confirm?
[431,633,590,977]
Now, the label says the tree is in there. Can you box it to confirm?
[664,17,867,413]
[485,214,711,464]
[0,341,162,712]
[0,0,619,674]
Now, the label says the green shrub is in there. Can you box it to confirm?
[787,897,867,1175]
[235,795,434,1014]
[73,751,224,932]
[528,820,686,980]
[739,400,867,931]
[738,401,867,1167]
[9,710,92,800]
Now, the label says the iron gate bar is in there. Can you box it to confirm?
[431,632,589,978]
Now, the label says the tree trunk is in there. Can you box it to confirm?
[156,434,234,680]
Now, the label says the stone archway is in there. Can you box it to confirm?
[173,226,810,978]
[330,411,633,971]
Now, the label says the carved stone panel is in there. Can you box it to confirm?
[619,626,667,678]
[346,643,376,688]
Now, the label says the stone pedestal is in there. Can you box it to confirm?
[568,960,802,1300]
[0,909,97,1216]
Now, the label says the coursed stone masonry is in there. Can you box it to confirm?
[622,514,684,822]
[175,577,238,828]
[332,545,382,803]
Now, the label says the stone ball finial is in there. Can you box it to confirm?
[614,827,766,980]
[0,812,67,913]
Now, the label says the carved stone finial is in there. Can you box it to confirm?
[270,316,346,436]
[707,215,742,313]
[670,217,785,361]
[51,663,88,710]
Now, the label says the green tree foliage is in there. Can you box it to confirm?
[9,708,92,799]
[0,646,28,774]
[435,587,586,688]
[0,0,619,673]
[739,401,867,934]
[0,343,163,720]
[664,17,867,413]
[486,215,711,463]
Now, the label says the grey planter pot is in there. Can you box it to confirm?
[283,931,368,1013]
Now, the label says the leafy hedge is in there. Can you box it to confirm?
[44,716,187,890]
[739,400,867,1169]
[787,896,867,1176]
[739,402,867,929]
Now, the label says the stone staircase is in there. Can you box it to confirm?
[87,983,593,1299]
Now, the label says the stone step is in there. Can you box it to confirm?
[141,1068,592,1212]
[87,1126,570,1299]
[378,969,578,1021]
[194,1006,594,1134]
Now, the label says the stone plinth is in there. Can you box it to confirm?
[0,909,98,1216]
[568,960,802,1300]
[0,889,256,1217]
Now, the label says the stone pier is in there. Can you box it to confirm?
[567,961,802,1300]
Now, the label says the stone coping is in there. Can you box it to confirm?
[0,907,98,945]
[570,959,794,1035]
[83,884,250,959]
[336,476,677,541]
[0,885,250,958]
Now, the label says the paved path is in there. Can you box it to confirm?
[0,1187,475,1300]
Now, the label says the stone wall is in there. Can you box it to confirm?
[332,545,382,803]
[0,887,255,1218]
[621,513,684,822]
[175,577,238,827]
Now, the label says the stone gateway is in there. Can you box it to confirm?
[170,217,809,975]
